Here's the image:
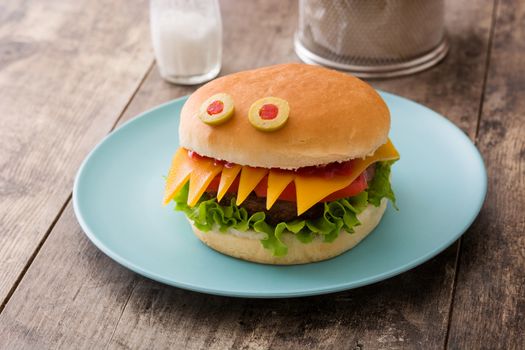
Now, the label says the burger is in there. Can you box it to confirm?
[163,63,399,265]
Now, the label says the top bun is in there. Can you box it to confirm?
[179,63,390,169]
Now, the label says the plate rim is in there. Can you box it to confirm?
[73,91,487,298]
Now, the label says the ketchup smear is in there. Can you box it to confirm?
[294,160,355,178]
[189,149,356,177]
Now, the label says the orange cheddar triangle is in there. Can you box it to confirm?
[295,175,352,215]
[236,167,268,205]
[266,170,295,210]
[370,138,399,161]
[294,139,399,215]
[163,148,193,205]
[347,139,399,182]
[217,164,242,202]
[187,158,223,207]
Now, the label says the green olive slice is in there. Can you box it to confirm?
[248,97,289,132]
[197,93,234,126]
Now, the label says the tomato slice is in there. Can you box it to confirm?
[321,173,367,202]
[253,176,296,201]
[206,176,220,192]
[205,160,368,203]
[206,175,239,194]
[253,173,367,202]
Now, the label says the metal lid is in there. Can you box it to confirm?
[294,35,449,78]
[295,0,449,78]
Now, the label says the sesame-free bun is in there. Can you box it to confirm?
[179,63,390,169]
[191,199,387,265]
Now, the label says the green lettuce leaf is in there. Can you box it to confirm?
[172,161,397,256]
[367,161,398,209]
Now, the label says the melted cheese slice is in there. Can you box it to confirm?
[295,175,354,215]
[236,167,268,205]
[266,170,295,209]
[294,139,399,215]
[163,140,399,213]
[217,164,242,202]
[187,158,223,207]
[163,148,193,205]
[162,148,223,207]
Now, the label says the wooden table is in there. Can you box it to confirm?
[1,0,523,348]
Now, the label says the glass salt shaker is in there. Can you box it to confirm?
[150,0,222,85]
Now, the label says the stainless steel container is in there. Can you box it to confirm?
[295,0,448,78]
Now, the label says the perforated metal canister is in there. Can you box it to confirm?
[295,0,448,78]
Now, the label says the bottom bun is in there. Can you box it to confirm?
[191,199,387,265]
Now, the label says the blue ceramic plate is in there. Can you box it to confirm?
[73,92,486,298]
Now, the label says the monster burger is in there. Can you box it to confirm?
[163,63,399,264]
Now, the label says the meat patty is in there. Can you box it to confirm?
[203,192,324,226]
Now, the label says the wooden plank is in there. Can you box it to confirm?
[106,248,460,350]
[447,0,525,348]
[0,0,153,305]
[0,0,495,348]
[0,206,140,349]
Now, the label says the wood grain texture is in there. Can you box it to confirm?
[447,0,525,348]
[0,0,506,349]
[0,205,140,349]
[107,249,459,350]
[0,0,153,305]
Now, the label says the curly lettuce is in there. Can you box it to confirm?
[173,161,397,256]
[368,160,397,209]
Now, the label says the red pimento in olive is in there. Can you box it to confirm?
[259,104,279,120]
[206,100,224,115]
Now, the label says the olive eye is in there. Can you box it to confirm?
[197,93,235,125]
[248,97,289,132]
